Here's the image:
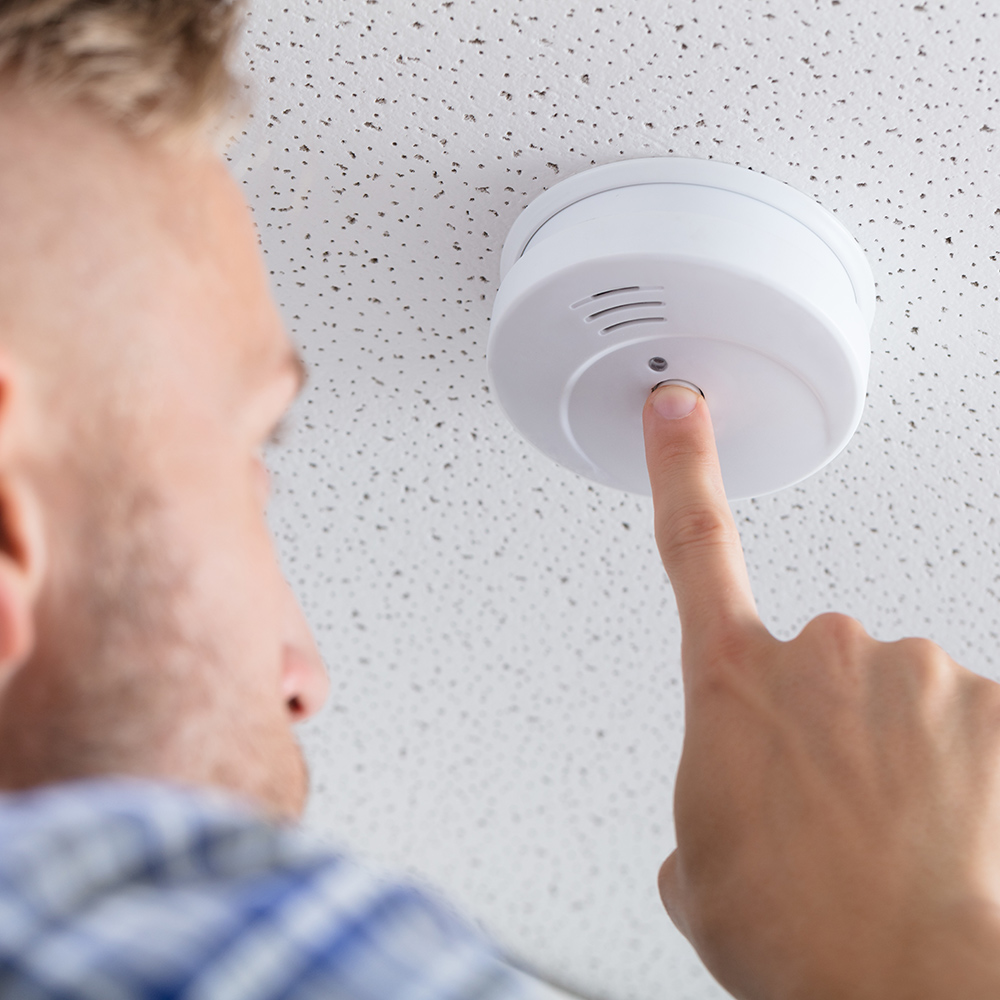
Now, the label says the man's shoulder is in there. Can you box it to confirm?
[0,778,538,999]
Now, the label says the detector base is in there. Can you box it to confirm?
[488,157,875,500]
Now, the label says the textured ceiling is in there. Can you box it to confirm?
[227,2,1000,997]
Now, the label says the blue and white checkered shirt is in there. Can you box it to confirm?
[0,778,545,999]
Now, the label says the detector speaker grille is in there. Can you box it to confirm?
[571,286,666,335]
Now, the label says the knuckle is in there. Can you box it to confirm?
[893,635,945,660]
[656,502,737,566]
[800,611,869,649]
[793,613,872,682]
[892,636,954,687]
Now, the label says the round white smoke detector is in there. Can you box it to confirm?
[487,157,875,500]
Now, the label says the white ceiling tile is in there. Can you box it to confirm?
[228,1,1000,996]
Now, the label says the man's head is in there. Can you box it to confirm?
[0,0,329,819]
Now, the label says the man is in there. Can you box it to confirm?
[0,2,997,998]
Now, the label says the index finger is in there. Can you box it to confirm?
[642,383,765,663]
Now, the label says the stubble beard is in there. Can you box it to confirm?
[0,462,308,820]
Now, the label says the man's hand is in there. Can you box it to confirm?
[643,383,1000,1000]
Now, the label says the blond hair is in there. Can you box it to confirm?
[0,0,243,143]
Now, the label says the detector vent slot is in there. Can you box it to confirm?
[586,301,665,322]
[570,285,664,310]
[600,316,667,334]
[586,302,663,329]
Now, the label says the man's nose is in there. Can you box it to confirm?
[281,597,329,721]
[281,640,329,721]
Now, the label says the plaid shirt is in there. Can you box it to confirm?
[0,779,546,1000]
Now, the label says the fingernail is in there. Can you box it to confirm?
[652,384,698,420]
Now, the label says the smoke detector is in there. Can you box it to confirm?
[487,157,875,500]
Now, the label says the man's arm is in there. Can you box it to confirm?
[642,382,1000,1000]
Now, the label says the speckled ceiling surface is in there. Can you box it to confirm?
[226,2,1000,997]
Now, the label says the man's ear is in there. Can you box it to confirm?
[0,353,46,684]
